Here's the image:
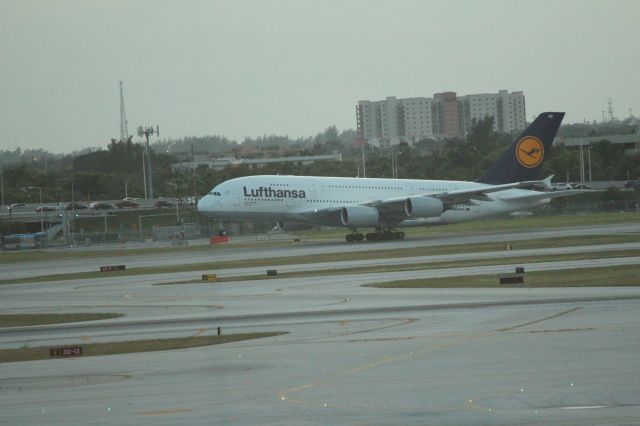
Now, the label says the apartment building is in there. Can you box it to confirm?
[357,90,526,145]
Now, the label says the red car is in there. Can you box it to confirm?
[89,202,114,210]
[116,200,140,209]
[35,206,57,212]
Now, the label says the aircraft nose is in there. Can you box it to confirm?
[197,195,210,212]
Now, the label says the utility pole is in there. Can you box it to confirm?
[0,165,4,209]
[361,139,367,178]
[137,125,159,200]
[142,151,147,199]
[579,119,585,183]
[28,186,43,232]
[119,81,129,142]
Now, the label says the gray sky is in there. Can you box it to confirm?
[1,0,638,154]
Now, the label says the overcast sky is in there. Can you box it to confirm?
[1,0,638,154]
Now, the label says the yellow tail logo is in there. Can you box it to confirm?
[516,136,544,168]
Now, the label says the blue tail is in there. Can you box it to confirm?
[477,112,565,184]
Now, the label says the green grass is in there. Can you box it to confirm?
[0,239,296,264]
[0,332,287,363]
[366,264,640,288]
[195,249,640,284]
[1,211,638,265]
[2,234,638,285]
[0,313,123,327]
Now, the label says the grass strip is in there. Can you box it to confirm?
[0,313,123,328]
[2,234,639,285]
[200,250,640,284]
[366,264,640,288]
[1,212,638,264]
[0,239,295,264]
[0,332,287,363]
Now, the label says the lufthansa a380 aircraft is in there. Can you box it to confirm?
[198,112,588,242]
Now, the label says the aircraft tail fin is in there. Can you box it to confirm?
[476,112,565,185]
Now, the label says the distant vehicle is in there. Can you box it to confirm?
[64,202,88,210]
[122,197,140,202]
[89,202,114,210]
[116,199,140,209]
[154,200,175,208]
[572,183,591,190]
[7,203,26,210]
[35,205,58,212]
[551,183,573,191]
[624,180,640,189]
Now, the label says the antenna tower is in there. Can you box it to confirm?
[119,81,129,141]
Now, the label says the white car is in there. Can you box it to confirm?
[551,183,573,191]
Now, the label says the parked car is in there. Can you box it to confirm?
[624,180,640,190]
[116,199,140,209]
[572,183,591,190]
[551,183,573,191]
[154,200,175,208]
[89,202,114,210]
[63,202,88,210]
[35,205,58,212]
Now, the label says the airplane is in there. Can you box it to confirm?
[197,112,591,242]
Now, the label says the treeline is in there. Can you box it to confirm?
[1,118,638,205]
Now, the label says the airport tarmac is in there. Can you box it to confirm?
[2,222,640,280]
[0,223,639,424]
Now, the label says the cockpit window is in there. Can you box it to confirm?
[209,191,222,196]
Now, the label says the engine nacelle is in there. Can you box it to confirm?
[340,205,379,227]
[404,196,443,218]
[276,221,314,231]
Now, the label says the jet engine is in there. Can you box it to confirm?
[404,196,443,218]
[276,221,314,231]
[340,205,379,227]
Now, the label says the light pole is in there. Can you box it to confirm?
[28,186,43,232]
[137,125,159,200]
[0,164,5,209]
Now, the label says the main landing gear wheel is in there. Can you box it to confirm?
[365,230,405,241]
[345,232,364,242]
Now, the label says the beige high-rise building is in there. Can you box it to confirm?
[357,90,526,145]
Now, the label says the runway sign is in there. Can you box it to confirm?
[100,265,126,272]
[50,346,83,357]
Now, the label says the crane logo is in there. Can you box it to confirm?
[516,136,544,168]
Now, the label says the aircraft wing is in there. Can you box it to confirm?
[421,177,553,205]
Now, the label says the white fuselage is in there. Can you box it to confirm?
[197,175,548,227]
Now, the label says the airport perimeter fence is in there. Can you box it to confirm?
[5,199,638,250]
[46,221,275,247]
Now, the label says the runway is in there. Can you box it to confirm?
[1,223,639,424]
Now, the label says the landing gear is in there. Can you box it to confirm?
[344,228,404,242]
[365,228,405,241]
[217,221,228,237]
[345,231,364,242]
